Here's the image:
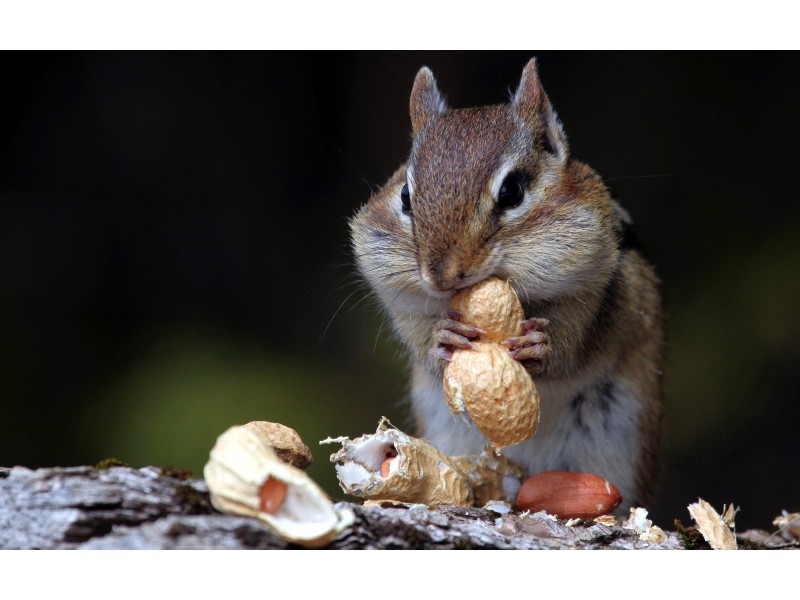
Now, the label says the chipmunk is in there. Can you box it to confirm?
[350,58,663,508]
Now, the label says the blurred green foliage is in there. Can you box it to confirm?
[77,324,406,499]
[665,210,800,446]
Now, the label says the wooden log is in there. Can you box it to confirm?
[0,465,793,549]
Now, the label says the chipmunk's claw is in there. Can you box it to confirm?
[431,311,482,364]
[502,317,550,373]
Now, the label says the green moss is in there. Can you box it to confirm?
[159,465,193,480]
[95,457,129,470]
[673,519,708,550]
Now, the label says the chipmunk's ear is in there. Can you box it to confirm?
[410,66,447,137]
[512,58,568,159]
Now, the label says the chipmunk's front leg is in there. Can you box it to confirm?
[500,317,551,375]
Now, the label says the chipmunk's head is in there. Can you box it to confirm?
[352,59,619,316]
[405,59,574,297]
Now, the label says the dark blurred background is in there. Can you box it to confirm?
[1,51,798,530]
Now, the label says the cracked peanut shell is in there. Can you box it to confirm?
[324,418,472,507]
[241,420,313,470]
[204,424,353,548]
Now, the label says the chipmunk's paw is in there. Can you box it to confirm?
[500,317,550,374]
[429,309,484,362]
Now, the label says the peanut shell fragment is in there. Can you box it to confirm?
[687,498,738,550]
[451,449,526,506]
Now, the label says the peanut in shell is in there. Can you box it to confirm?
[443,278,540,451]
[449,277,524,342]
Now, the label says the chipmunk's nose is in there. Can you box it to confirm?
[420,255,465,293]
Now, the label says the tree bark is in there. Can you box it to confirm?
[0,465,793,550]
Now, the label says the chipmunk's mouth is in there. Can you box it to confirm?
[417,245,505,298]
[419,271,498,299]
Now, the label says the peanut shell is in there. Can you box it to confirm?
[204,424,353,548]
[443,277,540,451]
[324,418,472,507]
[449,277,524,342]
[451,449,526,506]
[687,498,738,550]
[241,420,313,470]
[444,342,540,451]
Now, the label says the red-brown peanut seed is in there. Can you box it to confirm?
[515,471,622,519]
[259,476,288,513]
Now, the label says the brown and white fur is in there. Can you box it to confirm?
[350,59,663,508]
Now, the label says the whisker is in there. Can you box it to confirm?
[279,261,357,314]
[373,305,389,356]
[372,278,417,355]
[344,291,372,314]
[386,278,415,309]
[331,275,370,294]
[319,287,364,346]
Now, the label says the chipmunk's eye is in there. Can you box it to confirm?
[400,183,411,214]
[497,171,527,211]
